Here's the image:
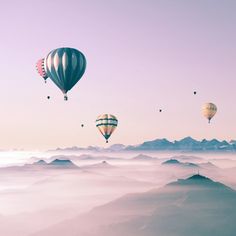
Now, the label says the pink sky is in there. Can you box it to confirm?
[0,0,235,149]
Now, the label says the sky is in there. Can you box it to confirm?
[0,0,236,149]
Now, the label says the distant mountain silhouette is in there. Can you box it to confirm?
[162,159,200,168]
[32,174,236,236]
[162,159,181,165]
[33,160,47,165]
[82,161,115,169]
[23,159,79,170]
[132,154,156,161]
[126,136,235,151]
[108,144,126,151]
[51,137,236,152]
[47,159,78,168]
[126,138,173,150]
[172,155,203,161]
[51,146,101,152]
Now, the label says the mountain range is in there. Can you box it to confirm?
[52,137,236,152]
[26,159,79,169]
[32,174,236,236]
[126,136,236,151]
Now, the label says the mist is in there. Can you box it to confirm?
[0,150,235,235]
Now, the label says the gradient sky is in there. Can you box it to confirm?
[0,0,236,149]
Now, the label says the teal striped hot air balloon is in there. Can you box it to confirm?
[96,114,118,143]
[44,47,86,100]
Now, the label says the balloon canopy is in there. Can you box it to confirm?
[202,103,217,123]
[44,47,86,100]
[96,114,118,143]
[36,58,48,82]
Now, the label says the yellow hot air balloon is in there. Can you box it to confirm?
[202,103,217,123]
[96,114,118,143]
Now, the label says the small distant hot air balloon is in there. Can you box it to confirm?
[194,91,197,95]
[36,58,48,82]
[202,103,217,123]
[81,124,84,128]
[159,109,162,112]
[44,47,86,100]
[47,96,50,100]
[96,114,118,143]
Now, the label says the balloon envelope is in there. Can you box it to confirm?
[202,103,217,123]
[96,114,118,142]
[44,47,86,99]
[36,58,48,81]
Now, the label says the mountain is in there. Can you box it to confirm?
[108,144,126,151]
[126,138,173,150]
[32,174,236,236]
[34,154,118,162]
[51,146,102,152]
[82,161,115,169]
[132,154,156,161]
[168,174,227,188]
[162,159,200,168]
[32,160,47,166]
[174,136,201,150]
[7,160,49,170]
[73,154,119,161]
[126,137,235,151]
[47,159,78,168]
[200,139,231,150]
[171,155,203,161]
[162,159,181,165]
[22,159,79,170]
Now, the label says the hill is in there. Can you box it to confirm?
[32,174,236,236]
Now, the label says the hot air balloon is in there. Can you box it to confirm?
[47,96,50,100]
[202,103,217,123]
[96,114,118,143]
[81,124,84,128]
[36,58,48,82]
[159,109,162,112]
[44,47,86,100]
[194,91,197,95]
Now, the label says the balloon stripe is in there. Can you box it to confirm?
[49,51,64,91]
[96,124,117,127]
